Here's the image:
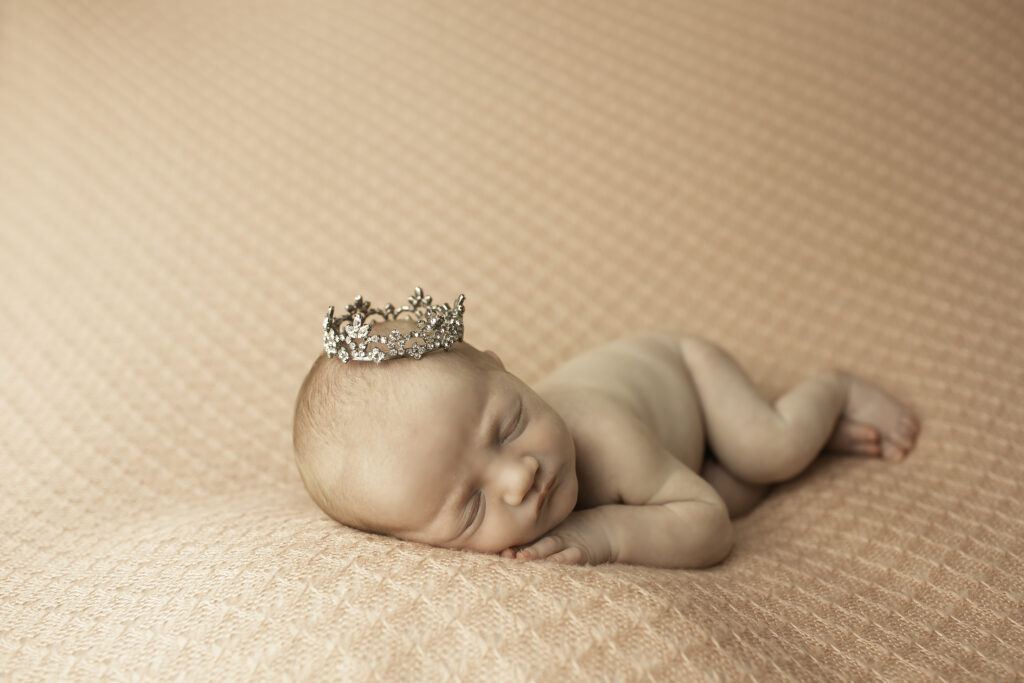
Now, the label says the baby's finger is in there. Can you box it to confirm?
[499,548,517,559]
[516,535,564,560]
[546,546,586,565]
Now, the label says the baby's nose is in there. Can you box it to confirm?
[498,454,540,507]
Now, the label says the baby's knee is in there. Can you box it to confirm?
[736,451,810,485]
[717,425,820,485]
[678,335,727,369]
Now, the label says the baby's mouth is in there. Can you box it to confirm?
[533,472,557,517]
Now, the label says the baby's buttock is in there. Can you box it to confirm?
[537,331,707,473]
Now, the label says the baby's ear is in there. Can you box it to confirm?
[483,349,505,371]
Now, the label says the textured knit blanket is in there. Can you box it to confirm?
[2,1,1022,679]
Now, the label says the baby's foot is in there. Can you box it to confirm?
[833,373,920,461]
[824,418,881,458]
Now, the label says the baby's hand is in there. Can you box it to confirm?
[501,510,614,565]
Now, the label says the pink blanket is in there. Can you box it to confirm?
[2,0,1021,678]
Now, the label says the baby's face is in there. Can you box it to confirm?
[353,348,578,555]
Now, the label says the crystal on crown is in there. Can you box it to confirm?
[323,287,465,363]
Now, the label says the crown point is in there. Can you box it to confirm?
[323,289,466,363]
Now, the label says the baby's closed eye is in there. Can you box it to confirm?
[501,399,525,445]
[463,492,483,533]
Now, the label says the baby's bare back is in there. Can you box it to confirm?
[535,332,706,474]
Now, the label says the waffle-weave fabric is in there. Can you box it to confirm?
[1,1,1022,680]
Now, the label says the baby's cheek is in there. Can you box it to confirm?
[555,476,579,522]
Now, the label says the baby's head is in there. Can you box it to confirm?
[292,327,578,555]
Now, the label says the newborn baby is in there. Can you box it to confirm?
[293,292,919,569]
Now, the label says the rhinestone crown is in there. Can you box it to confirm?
[323,287,465,363]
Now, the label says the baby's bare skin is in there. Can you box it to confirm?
[501,332,919,567]
[537,332,708,490]
[293,330,920,569]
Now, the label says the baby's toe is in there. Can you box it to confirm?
[888,421,918,451]
[828,442,882,458]
[881,440,907,462]
[849,422,880,443]
[826,419,880,451]
[857,441,882,457]
[904,415,920,440]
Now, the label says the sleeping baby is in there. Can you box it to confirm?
[292,289,919,569]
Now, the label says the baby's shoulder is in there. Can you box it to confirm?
[535,331,691,425]
[537,383,630,426]
[535,331,684,391]
[538,385,679,508]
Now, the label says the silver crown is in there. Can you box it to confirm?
[323,287,466,363]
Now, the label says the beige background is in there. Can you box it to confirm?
[2,0,1022,679]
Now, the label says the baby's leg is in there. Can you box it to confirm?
[700,453,770,518]
[680,337,919,486]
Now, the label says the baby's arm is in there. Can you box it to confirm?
[512,408,734,569]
